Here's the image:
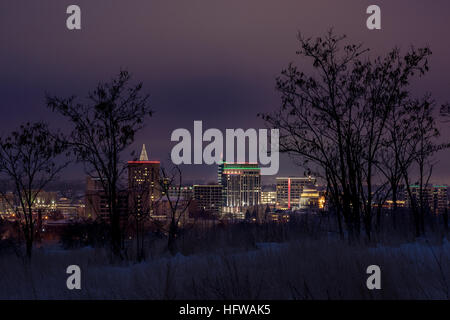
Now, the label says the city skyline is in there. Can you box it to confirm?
[1,1,450,303]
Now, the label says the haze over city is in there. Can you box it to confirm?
[2,0,450,183]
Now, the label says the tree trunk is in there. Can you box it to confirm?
[392,184,398,230]
[168,219,178,256]
[443,207,448,233]
[110,186,122,258]
[25,208,34,259]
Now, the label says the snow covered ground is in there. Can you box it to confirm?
[0,237,448,299]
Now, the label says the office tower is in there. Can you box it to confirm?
[85,176,128,220]
[406,185,448,215]
[217,161,226,208]
[128,144,160,216]
[220,162,261,214]
[217,162,224,184]
[261,191,277,205]
[193,184,223,215]
[276,177,316,210]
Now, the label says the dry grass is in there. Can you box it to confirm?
[0,235,448,299]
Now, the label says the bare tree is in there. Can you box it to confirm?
[260,30,434,240]
[377,98,413,229]
[402,96,444,236]
[128,176,153,262]
[155,165,193,255]
[0,122,68,258]
[46,70,152,257]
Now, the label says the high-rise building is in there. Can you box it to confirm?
[261,191,277,205]
[128,144,160,216]
[217,162,224,184]
[406,185,448,215]
[217,162,226,208]
[193,184,223,215]
[0,192,14,217]
[85,176,103,219]
[276,177,316,210]
[85,176,128,220]
[167,186,193,201]
[219,163,261,214]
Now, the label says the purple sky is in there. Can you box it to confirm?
[1,0,450,184]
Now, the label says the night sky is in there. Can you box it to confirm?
[1,0,450,184]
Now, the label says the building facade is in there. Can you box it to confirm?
[85,176,128,220]
[299,186,325,209]
[193,184,223,215]
[276,177,316,210]
[128,144,161,216]
[167,186,193,201]
[261,191,277,205]
[219,163,261,214]
[0,193,14,217]
[406,185,448,215]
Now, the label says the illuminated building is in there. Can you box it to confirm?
[54,197,85,219]
[152,199,192,223]
[84,176,128,220]
[219,163,261,214]
[167,186,193,200]
[217,162,224,184]
[128,144,160,216]
[406,185,448,214]
[380,200,406,210]
[0,192,14,217]
[36,191,85,220]
[193,184,223,215]
[85,176,104,219]
[276,177,316,210]
[299,187,321,209]
[261,191,276,205]
[217,162,226,208]
[33,191,57,210]
[267,212,290,223]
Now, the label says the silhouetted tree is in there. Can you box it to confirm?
[260,30,436,240]
[402,97,443,236]
[47,70,152,257]
[128,177,154,262]
[378,95,413,229]
[0,122,68,258]
[440,104,450,234]
[155,165,193,255]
